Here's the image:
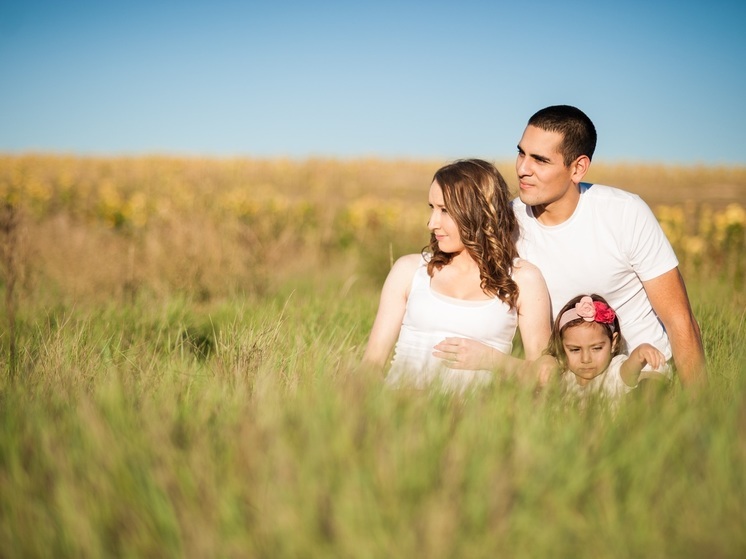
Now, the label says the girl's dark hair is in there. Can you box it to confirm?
[425,159,519,309]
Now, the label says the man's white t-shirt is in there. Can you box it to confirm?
[513,183,678,362]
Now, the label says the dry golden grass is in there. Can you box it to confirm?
[585,162,746,209]
[1,154,744,308]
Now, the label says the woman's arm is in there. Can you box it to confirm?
[362,254,420,370]
[513,260,552,361]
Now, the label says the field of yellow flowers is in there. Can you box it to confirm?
[1,154,744,307]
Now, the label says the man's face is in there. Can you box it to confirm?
[515,125,577,208]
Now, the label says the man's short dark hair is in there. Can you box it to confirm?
[528,105,597,166]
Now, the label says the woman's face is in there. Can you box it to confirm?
[562,321,617,384]
[427,181,464,254]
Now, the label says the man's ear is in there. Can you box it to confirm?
[570,155,591,184]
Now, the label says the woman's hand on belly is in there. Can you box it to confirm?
[433,337,501,371]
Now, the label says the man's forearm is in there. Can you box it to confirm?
[671,323,707,388]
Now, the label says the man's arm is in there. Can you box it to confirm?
[642,268,707,388]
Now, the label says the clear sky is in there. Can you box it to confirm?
[1,0,745,164]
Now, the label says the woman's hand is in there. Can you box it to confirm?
[529,354,561,386]
[433,337,501,370]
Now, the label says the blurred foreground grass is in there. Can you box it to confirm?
[0,155,745,557]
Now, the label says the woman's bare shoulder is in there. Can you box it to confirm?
[384,253,424,285]
[391,253,424,272]
[512,257,541,274]
[512,258,547,286]
[395,253,424,266]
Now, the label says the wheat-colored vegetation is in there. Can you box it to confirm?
[1,154,745,557]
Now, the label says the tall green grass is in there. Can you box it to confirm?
[1,156,745,557]
[1,274,744,558]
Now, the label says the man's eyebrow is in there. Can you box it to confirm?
[517,144,552,163]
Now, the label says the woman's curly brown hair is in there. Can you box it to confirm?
[425,159,520,309]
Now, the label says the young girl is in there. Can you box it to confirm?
[363,159,552,392]
[546,294,667,405]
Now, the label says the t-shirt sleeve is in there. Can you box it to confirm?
[623,196,679,282]
[606,355,638,395]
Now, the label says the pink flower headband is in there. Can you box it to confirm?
[558,296,616,331]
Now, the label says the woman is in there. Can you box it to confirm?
[363,159,551,392]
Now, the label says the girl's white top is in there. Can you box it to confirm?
[385,255,517,392]
[562,354,637,409]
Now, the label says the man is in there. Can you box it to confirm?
[512,105,705,388]
[435,105,705,388]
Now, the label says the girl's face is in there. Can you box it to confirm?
[428,181,464,254]
[562,321,618,384]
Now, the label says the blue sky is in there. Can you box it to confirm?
[1,0,745,164]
